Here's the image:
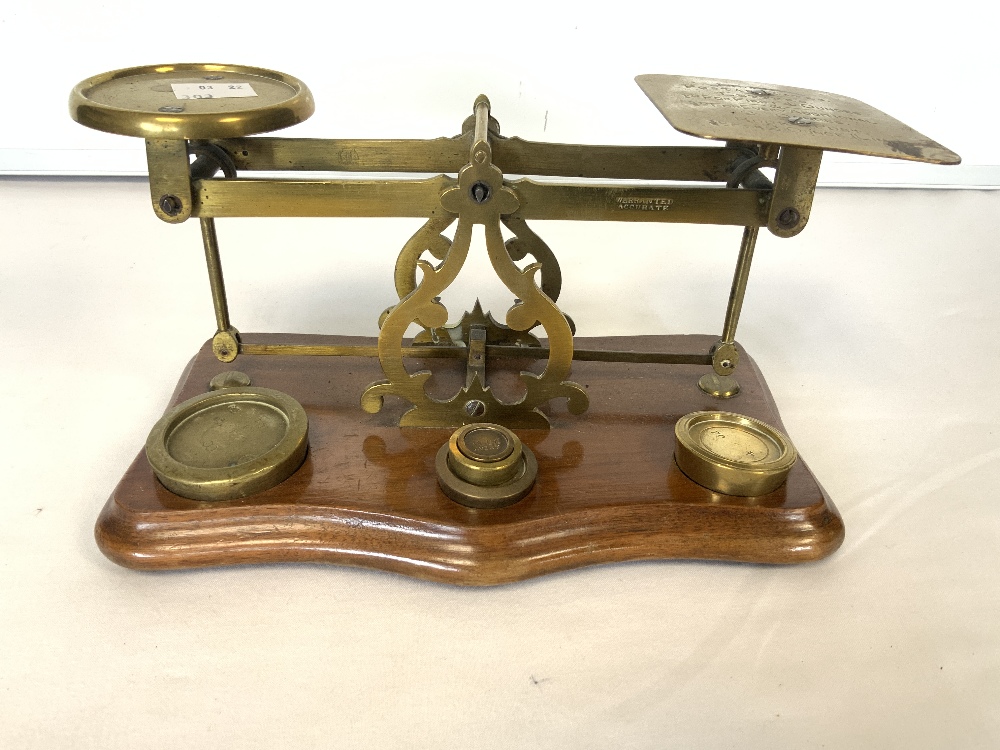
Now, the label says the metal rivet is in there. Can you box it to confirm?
[158,194,183,216]
[777,207,801,229]
[203,75,224,80]
[158,105,184,113]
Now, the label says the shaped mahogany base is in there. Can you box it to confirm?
[96,333,844,585]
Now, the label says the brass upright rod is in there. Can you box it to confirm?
[721,225,759,343]
[199,217,231,332]
[473,98,490,151]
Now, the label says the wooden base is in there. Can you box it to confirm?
[97,333,844,585]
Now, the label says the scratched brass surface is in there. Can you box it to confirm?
[636,74,960,164]
[70,63,313,139]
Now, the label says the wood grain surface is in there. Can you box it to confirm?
[96,333,844,584]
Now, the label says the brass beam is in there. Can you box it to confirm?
[493,139,743,182]
[218,136,745,182]
[225,137,470,174]
[512,181,769,225]
[193,176,768,224]
[193,176,457,218]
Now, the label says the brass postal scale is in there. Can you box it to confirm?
[69,65,959,584]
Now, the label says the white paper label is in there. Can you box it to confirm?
[170,83,257,100]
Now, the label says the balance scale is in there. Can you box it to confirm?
[69,64,959,584]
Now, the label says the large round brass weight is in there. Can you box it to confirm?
[674,411,796,496]
[436,424,537,509]
[145,381,309,502]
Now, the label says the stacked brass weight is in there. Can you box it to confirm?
[436,424,538,509]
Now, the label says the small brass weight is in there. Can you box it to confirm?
[71,64,958,583]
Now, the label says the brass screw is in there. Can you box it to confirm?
[159,194,183,216]
[470,182,491,204]
[777,207,800,229]
[464,399,487,417]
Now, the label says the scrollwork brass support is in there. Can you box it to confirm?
[390,208,566,342]
[361,97,589,428]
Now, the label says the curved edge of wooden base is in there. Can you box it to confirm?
[95,333,845,586]
[95,492,845,586]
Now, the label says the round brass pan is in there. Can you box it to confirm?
[674,411,796,496]
[145,387,308,501]
[70,63,314,139]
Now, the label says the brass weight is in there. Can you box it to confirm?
[145,375,309,502]
[674,411,797,496]
[436,424,538,509]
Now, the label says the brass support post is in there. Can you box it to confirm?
[200,217,230,332]
[699,224,759,398]
[721,225,759,344]
[200,217,240,362]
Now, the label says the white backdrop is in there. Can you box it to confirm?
[0,0,995,186]
[1,3,999,747]
[1,179,998,749]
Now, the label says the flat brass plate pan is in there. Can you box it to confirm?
[70,63,314,139]
[145,386,309,501]
[636,74,959,164]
